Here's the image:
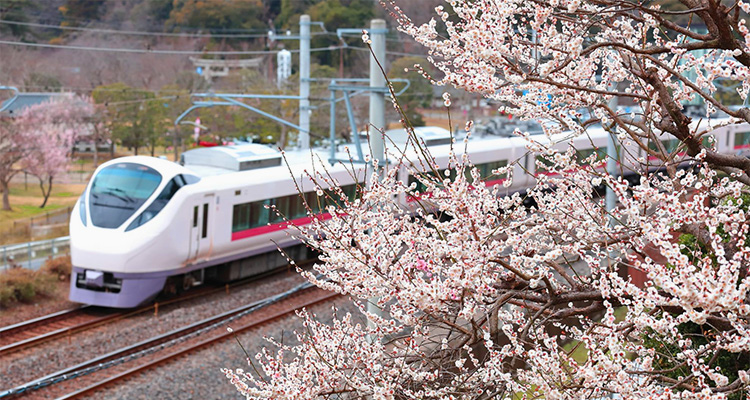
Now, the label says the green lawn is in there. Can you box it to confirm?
[562,306,629,365]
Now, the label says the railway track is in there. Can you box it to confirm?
[0,307,88,339]
[0,264,303,358]
[1,281,338,399]
[0,307,125,357]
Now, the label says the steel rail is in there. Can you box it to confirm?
[0,263,306,357]
[0,268,319,399]
[58,290,340,399]
[0,306,85,338]
[0,310,126,357]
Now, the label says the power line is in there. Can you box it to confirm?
[337,32,418,44]
[15,85,193,93]
[20,12,281,34]
[102,96,180,106]
[0,19,270,38]
[0,40,345,55]
[347,45,429,58]
[0,19,332,39]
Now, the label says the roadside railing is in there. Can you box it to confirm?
[1,236,70,271]
[28,206,73,227]
[0,207,73,244]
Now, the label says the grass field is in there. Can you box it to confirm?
[0,182,86,245]
[0,149,176,245]
[0,155,102,245]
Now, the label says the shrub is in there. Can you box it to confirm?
[0,268,56,308]
[41,255,72,281]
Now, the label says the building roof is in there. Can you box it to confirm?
[0,92,72,117]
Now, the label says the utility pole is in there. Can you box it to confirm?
[367,18,387,338]
[369,19,387,165]
[606,94,618,214]
[172,126,179,162]
[299,15,311,150]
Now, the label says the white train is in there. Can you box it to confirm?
[69,123,750,307]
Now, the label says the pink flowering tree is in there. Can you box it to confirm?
[17,95,94,208]
[0,117,33,211]
[224,2,750,399]
[392,0,750,182]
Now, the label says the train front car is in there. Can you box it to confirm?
[69,157,200,308]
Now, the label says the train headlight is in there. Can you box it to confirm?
[78,194,87,226]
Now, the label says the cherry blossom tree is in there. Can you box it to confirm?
[0,117,33,211]
[390,0,750,182]
[17,95,94,208]
[224,1,750,399]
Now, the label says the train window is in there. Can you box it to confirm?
[78,193,87,226]
[647,139,679,154]
[232,203,251,231]
[125,176,189,232]
[232,187,360,233]
[254,200,270,227]
[477,160,508,179]
[535,155,555,172]
[305,191,323,213]
[268,194,305,222]
[340,185,357,202]
[289,194,308,219]
[89,162,162,229]
[408,170,441,193]
[735,131,750,148]
[202,204,209,238]
[270,196,289,223]
[231,200,269,232]
[183,174,200,184]
[703,135,715,150]
[575,148,607,164]
[193,206,198,227]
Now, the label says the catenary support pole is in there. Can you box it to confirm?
[603,93,620,279]
[606,94,618,215]
[299,15,311,150]
[367,18,387,337]
[329,85,337,163]
[368,19,386,164]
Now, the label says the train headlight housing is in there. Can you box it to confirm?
[78,194,87,226]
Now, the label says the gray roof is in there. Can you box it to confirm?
[0,92,72,117]
[384,126,453,146]
[181,143,282,173]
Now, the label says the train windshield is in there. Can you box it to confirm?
[88,163,162,228]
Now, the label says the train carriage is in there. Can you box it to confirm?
[69,122,745,308]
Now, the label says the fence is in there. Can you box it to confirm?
[1,236,70,271]
[28,206,73,227]
[1,206,73,244]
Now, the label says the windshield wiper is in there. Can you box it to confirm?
[102,188,135,203]
[91,202,135,210]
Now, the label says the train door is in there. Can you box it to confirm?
[187,194,214,262]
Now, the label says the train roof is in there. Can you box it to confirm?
[97,155,195,178]
[179,126,614,177]
[105,125,621,195]
[180,143,282,175]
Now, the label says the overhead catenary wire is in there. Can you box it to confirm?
[337,32,421,44]
[100,96,180,106]
[0,19,331,38]
[13,85,196,93]
[346,45,429,58]
[0,40,346,55]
